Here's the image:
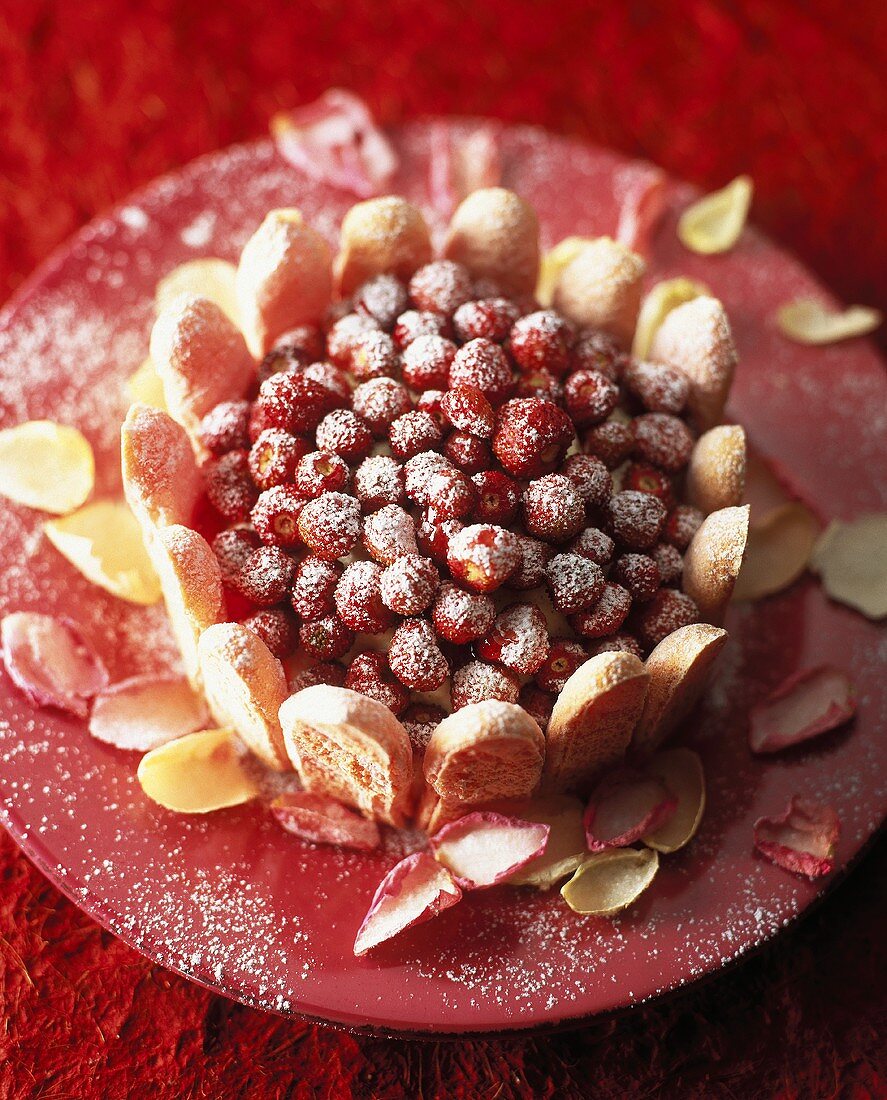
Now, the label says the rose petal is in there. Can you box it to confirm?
[271,89,398,199]
[0,420,94,514]
[615,164,667,255]
[137,728,258,813]
[583,768,677,851]
[536,236,594,308]
[632,277,710,360]
[810,515,887,620]
[561,847,659,916]
[271,790,381,851]
[89,674,210,752]
[428,122,502,221]
[126,357,167,410]
[429,811,550,889]
[1,612,108,718]
[749,667,856,754]
[775,299,881,345]
[753,797,840,878]
[642,748,706,853]
[353,851,462,956]
[43,501,161,606]
[155,259,240,326]
[732,502,819,602]
[501,794,587,889]
[677,175,753,255]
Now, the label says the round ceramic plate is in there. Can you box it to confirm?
[0,121,884,1036]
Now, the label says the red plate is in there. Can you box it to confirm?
[0,121,884,1036]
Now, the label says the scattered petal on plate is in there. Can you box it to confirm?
[429,812,550,889]
[43,501,161,606]
[561,847,659,916]
[353,851,462,956]
[632,277,709,360]
[271,790,381,851]
[583,768,677,851]
[155,259,240,326]
[615,164,667,256]
[271,88,398,199]
[677,175,753,255]
[642,748,706,853]
[743,447,799,527]
[1,612,108,718]
[502,794,587,889]
[126,357,167,410]
[810,515,887,619]
[732,502,819,602]
[0,420,94,514]
[89,674,210,752]
[536,236,594,308]
[749,667,856,755]
[137,728,258,813]
[753,797,840,878]
[775,299,881,345]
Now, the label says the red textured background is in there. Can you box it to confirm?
[1,2,885,1096]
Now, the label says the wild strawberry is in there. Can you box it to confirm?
[206,450,258,522]
[451,660,520,710]
[297,491,361,559]
[409,260,474,315]
[447,524,521,593]
[401,703,447,751]
[289,660,347,693]
[569,526,615,566]
[401,335,457,391]
[544,553,605,613]
[535,640,588,693]
[514,368,563,405]
[561,453,612,509]
[251,485,307,547]
[403,451,451,505]
[352,455,405,512]
[607,490,667,549]
[345,651,409,715]
[199,400,251,455]
[315,410,373,462]
[651,542,683,585]
[591,633,643,659]
[519,684,556,730]
[564,369,619,427]
[583,418,635,467]
[351,377,412,437]
[335,561,395,634]
[471,469,520,526]
[379,555,440,616]
[389,410,443,459]
[362,504,418,564]
[416,513,464,567]
[301,361,352,405]
[509,535,553,590]
[449,339,514,406]
[509,310,574,376]
[256,345,305,384]
[569,582,632,638]
[569,330,626,381]
[353,273,409,330]
[388,618,450,691]
[453,298,519,343]
[635,589,699,649]
[290,556,343,620]
[424,465,477,519]
[432,582,496,645]
[443,432,493,474]
[349,330,399,382]
[633,413,694,472]
[623,360,688,414]
[663,504,704,551]
[248,429,310,490]
[236,546,296,607]
[299,615,355,661]
[327,312,379,368]
[416,389,446,421]
[476,603,550,675]
[392,309,450,349]
[492,397,574,478]
[523,474,586,543]
[441,384,495,438]
[212,527,261,587]
[241,607,299,659]
[271,324,324,365]
[293,450,349,498]
[612,553,662,602]
[623,461,675,508]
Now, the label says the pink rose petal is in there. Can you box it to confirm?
[354,851,462,956]
[271,790,381,852]
[615,164,667,255]
[1,612,108,718]
[89,674,210,752]
[429,811,550,889]
[272,89,397,199]
[584,767,677,851]
[428,122,502,220]
[753,797,840,878]
[749,666,856,754]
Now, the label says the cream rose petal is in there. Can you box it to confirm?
[677,175,753,255]
[0,421,94,514]
[775,299,881,345]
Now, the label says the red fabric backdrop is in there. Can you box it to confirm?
[1,2,885,1096]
